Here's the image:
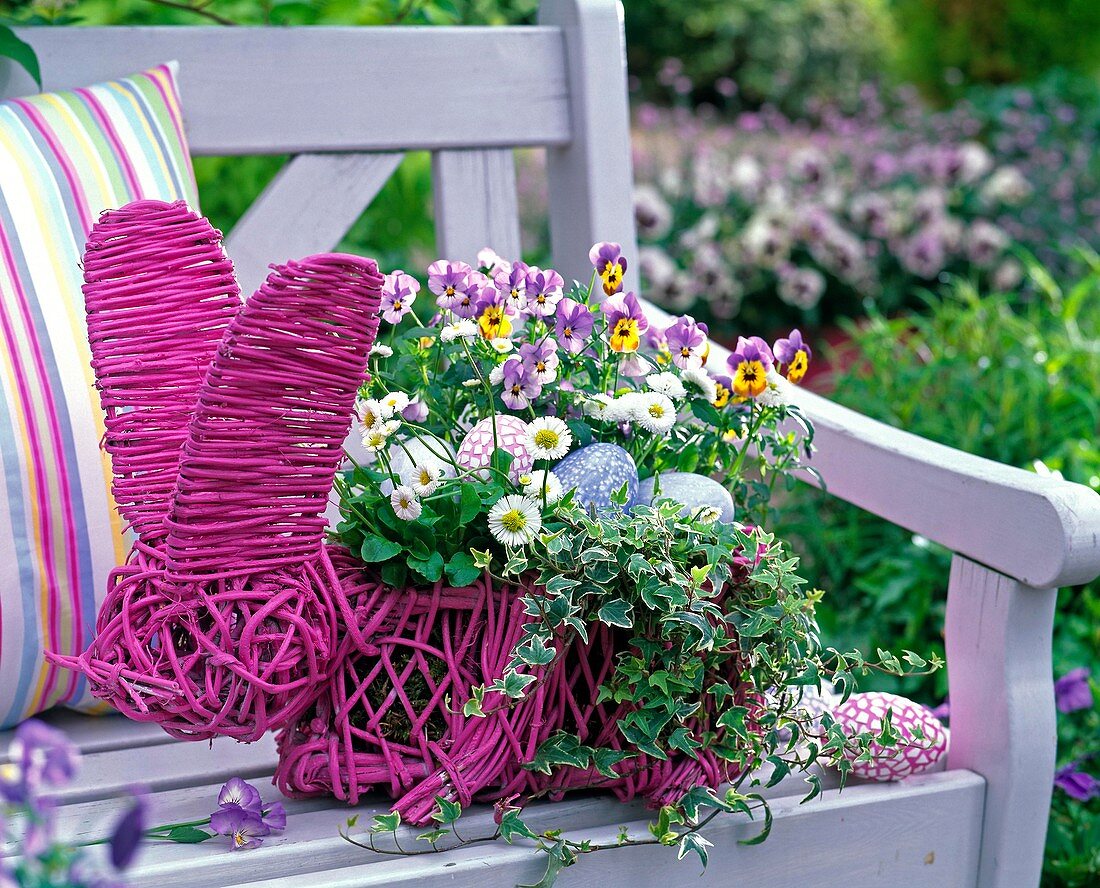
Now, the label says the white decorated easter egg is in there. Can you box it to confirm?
[772,680,842,744]
[456,415,533,482]
[553,443,638,512]
[636,471,735,523]
[833,691,949,781]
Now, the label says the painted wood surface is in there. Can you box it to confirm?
[3,27,572,154]
[540,0,639,290]
[946,557,1058,888]
[432,148,521,263]
[225,151,404,295]
[0,712,982,888]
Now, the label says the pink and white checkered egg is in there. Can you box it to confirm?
[833,691,949,781]
[456,415,533,482]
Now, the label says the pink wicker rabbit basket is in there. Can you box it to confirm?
[54,199,749,824]
[49,200,381,742]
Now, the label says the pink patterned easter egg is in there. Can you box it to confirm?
[456,415,533,481]
[833,691,948,781]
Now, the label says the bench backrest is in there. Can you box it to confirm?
[3,0,638,295]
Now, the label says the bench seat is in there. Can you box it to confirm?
[2,711,983,887]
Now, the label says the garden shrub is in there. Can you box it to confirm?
[779,262,1100,886]
[890,0,1100,101]
[624,0,895,117]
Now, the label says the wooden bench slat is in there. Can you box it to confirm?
[221,772,984,888]
[0,711,175,763]
[46,733,277,804]
[432,148,522,264]
[225,151,405,295]
[6,27,573,154]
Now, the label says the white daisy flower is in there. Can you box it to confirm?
[390,485,422,521]
[527,416,573,461]
[489,360,511,385]
[584,393,622,422]
[362,419,400,452]
[632,392,676,435]
[357,398,391,430]
[408,462,442,497]
[758,368,788,408]
[520,469,563,504]
[490,338,514,353]
[462,379,481,388]
[487,494,542,546]
[440,319,478,342]
[691,506,722,525]
[381,391,410,415]
[370,343,394,358]
[681,367,718,402]
[646,371,687,400]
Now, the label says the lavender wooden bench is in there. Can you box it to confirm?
[4,2,1100,885]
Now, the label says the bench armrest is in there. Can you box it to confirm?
[637,298,1100,590]
[788,384,1100,589]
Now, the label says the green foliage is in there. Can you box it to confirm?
[781,257,1100,885]
[890,0,1100,100]
[624,0,896,116]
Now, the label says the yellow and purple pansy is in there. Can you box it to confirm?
[601,291,650,353]
[773,328,812,383]
[726,336,774,399]
[589,241,628,296]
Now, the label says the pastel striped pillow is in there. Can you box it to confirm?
[0,63,198,727]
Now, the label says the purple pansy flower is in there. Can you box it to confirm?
[218,777,263,814]
[428,260,473,312]
[554,298,594,354]
[261,802,287,832]
[601,291,650,353]
[1054,762,1100,802]
[210,806,269,851]
[1,719,79,808]
[1054,668,1093,714]
[380,271,420,325]
[443,270,487,319]
[524,267,564,318]
[500,358,542,410]
[664,316,708,369]
[209,778,285,852]
[402,396,429,423]
[109,793,149,870]
[519,338,559,384]
[495,263,529,314]
[589,241,628,296]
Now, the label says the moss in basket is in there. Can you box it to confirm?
[349,639,451,749]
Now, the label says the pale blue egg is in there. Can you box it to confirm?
[636,471,735,523]
[553,443,638,512]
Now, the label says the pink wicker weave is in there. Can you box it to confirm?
[274,550,554,824]
[48,200,382,742]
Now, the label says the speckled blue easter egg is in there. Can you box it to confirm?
[553,443,638,512]
[637,471,735,523]
[457,415,533,482]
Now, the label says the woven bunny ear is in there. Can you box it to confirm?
[81,200,241,541]
[164,254,383,583]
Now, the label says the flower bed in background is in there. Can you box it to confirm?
[627,71,1100,336]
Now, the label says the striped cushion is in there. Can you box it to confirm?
[0,63,198,727]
